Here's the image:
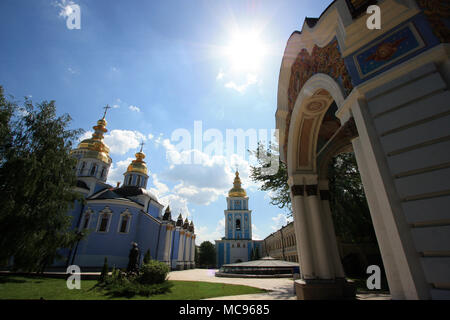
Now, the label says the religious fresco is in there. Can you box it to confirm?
[417,0,450,43]
[284,40,353,157]
[316,102,340,154]
[353,23,425,78]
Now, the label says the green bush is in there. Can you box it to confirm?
[138,260,169,285]
[94,261,171,298]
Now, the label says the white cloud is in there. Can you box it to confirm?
[106,157,133,186]
[271,213,293,231]
[224,73,258,93]
[104,129,147,155]
[112,104,120,109]
[153,138,259,210]
[216,70,225,80]
[195,218,225,244]
[129,105,140,112]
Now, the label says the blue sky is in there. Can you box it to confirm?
[0,0,332,244]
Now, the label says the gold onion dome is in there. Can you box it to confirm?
[126,147,148,175]
[228,171,247,197]
[72,112,111,164]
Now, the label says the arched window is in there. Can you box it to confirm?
[97,207,112,233]
[128,175,133,185]
[236,219,241,231]
[100,167,106,178]
[90,164,97,176]
[237,243,240,248]
[137,175,141,187]
[118,213,131,233]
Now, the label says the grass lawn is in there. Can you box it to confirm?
[0,275,266,300]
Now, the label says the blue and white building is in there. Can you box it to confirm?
[57,113,195,270]
[215,171,263,267]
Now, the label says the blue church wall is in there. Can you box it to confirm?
[71,202,160,269]
[136,212,161,261]
[155,226,167,261]
[171,230,180,260]
[147,203,160,219]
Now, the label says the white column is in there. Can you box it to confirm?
[290,185,315,279]
[191,235,196,267]
[319,183,345,278]
[305,185,334,279]
[177,231,185,269]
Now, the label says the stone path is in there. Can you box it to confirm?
[168,269,296,300]
[168,269,391,300]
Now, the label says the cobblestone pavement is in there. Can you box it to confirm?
[168,269,391,300]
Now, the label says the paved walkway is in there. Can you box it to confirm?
[168,269,297,300]
[168,269,391,300]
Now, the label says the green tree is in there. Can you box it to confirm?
[0,87,84,272]
[249,142,291,215]
[328,152,376,244]
[198,241,216,268]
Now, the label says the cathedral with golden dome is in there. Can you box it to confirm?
[215,171,263,267]
[57,108,196,270]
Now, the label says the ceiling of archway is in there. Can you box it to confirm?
[284,39,353,158]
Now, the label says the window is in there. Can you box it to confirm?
[137,175,141,187]
[237,243,240,248]
[128,175,133,185]
[100,167,106,178]
[90,164,97,176]
[98,214,109,232]
[234,200,241,210]
[236,219,241,231]
[97,208,112,233]
[119,215,130,233]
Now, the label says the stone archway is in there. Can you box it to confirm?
[276,0,450,300]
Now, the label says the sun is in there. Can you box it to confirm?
[225,31,267,72]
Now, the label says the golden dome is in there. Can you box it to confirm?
[228,171,247,198]
[71,113,111,164]
[126,150,148,175]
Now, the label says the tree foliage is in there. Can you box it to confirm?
[198,241,216,268]
[249,142,291,215]
[0,86,84,271]
[328,152,376,244]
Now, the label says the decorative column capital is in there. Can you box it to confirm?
[291,185,304,196]
[305,184,318,196]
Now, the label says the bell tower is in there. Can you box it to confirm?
[224,171,252,240]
